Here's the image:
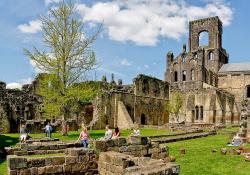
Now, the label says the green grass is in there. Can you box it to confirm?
[165,132,250,175]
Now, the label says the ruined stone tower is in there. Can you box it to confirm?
[165,16,240,125]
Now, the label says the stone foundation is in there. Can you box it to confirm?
[98,151,180,175]
[7,148,98,175]
[94,136,169,159]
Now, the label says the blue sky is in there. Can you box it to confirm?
[0,0,249,88]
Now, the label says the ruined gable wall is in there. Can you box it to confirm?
[218,73,250,108]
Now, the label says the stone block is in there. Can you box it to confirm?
[221,148,227,155]
[8,170,17,175]
[7,156,27,170]
[71,163,84,172]
[65,156,77,164]
[119,146,128,153]
[53,165,63,173]
[78,155,89,163]
[63,164,72,172]
[37,167,46,174]
[148,148,159,154]
[94,140,108,152]
[45,157,53,166]
[52,156,65,165]
[180,148,186,155]
[118,138,127,146]
[127,136,148,145]
[19,169,31,175]
[45,166,54,174]
[30,158,46,167]
[30,167,38,175]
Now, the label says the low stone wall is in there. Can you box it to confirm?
[98,151,180,175]
[151,131,216,144]
[5,141,82,156]
[94,136,169,159]
[7,148,98,175]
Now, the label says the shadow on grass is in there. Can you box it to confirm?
[0,134,19,159]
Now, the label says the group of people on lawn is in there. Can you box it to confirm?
[76,124,141,148]
[20,122,141,148]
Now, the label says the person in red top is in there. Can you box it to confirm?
[112,127,120,139]
[77,127,89,148]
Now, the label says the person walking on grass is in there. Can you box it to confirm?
[77,127,89,148]
[43,122,52,138]
[20,124,28,143]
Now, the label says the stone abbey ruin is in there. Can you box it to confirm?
[1,16,250,134]
[2,16,250,175]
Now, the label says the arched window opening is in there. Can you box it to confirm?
[199,31,209,47]
[191,69,195,81]
[247,86,250,98]
[200,106,203,120]
[142,79,149,94]
[182,71,187,81]
[174,71,178,82]
[194,54,198,59]
[141,114,146,125]
[195,106,199,120]
[208,52,214,60]
[183,56,187,63]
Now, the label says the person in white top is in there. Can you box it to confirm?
[104,125,113,140]
[132,124,141,136]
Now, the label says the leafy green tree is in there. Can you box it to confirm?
[24,1,101,133]
[165,91,183,123]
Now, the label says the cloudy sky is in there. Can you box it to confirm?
[0,0,249,88]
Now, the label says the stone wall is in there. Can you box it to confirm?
[7,148,98,175]
[94,136,169,160]
[218,73,250,109]
[98,151,180,175]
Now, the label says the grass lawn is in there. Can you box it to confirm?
[165,130,250,175]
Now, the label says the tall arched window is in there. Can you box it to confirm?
[208,52,214,60]
[142,79,149,94]
[174,71,178,82]
[200,106,203,120]
[141,114,146,125]
[182,71,187,81]
[195,106,199,120]
[199,31,209,46]
[191,69,195,81]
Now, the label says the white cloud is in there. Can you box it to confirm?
[18,20,42,34]
[76,0,233,46]
[6,78,33,90]
[120,59,132,66]
[44,0,61,6]
[144,64,149,69]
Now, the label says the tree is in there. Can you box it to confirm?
[165,91,183,123]
[24,1,101,134]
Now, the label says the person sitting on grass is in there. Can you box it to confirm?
[227,133,243,146]
[77,127,89,148]
[132,124,141,136]
[20,124,28,143]
[103,125,113,140]
[112,127,120,139]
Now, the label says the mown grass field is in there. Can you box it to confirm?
[165,128,250,175]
